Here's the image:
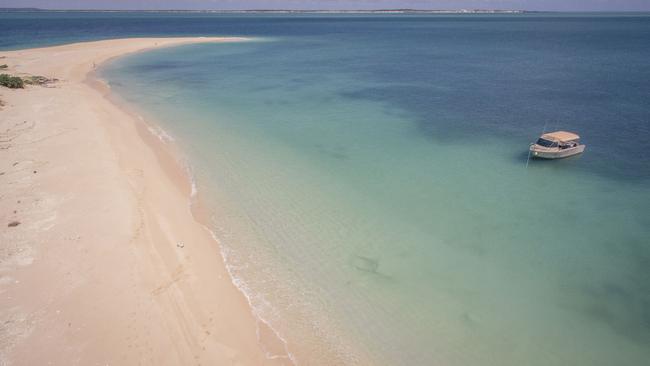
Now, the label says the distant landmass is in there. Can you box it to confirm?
[1,8,43,11]
[0,8,525,14]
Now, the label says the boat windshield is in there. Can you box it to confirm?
[536,138,558,148]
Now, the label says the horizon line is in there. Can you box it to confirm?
[2,7,650,13]
[3,8,649,13]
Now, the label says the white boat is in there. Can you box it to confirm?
[529,131,585,159]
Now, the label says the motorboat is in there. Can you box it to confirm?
[529,131,585,159]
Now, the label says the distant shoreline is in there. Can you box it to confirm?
[3,9,650,14]
[0,8,528,14]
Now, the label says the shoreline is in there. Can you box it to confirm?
[95,66,377,366]
[88,69,298,364]
[0,38,293,365]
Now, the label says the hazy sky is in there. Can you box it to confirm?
[1,0,649,11]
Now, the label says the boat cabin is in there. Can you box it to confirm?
[536,131,580,149]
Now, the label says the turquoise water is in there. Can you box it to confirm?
[101,16,650,365]
[5,11,648,365]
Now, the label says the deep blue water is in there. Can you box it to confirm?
[3,11,650,365]
[2,12,650,179]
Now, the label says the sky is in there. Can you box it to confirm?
[1,0,649,11]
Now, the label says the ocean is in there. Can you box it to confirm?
[2,11,650,365]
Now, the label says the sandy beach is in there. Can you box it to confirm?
[0,38,292,365]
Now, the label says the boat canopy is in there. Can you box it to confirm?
[541,131,580,142]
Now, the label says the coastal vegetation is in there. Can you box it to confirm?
[23,75,57,85]
[0,74,57,88]
[0,73,24,88]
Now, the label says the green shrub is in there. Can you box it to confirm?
[0,74,24,89]
[0,64,8,69]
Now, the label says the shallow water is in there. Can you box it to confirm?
[5,11,650,365]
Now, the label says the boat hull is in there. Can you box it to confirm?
[530,144,585,159]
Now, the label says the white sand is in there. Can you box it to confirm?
[0,38,292,366]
